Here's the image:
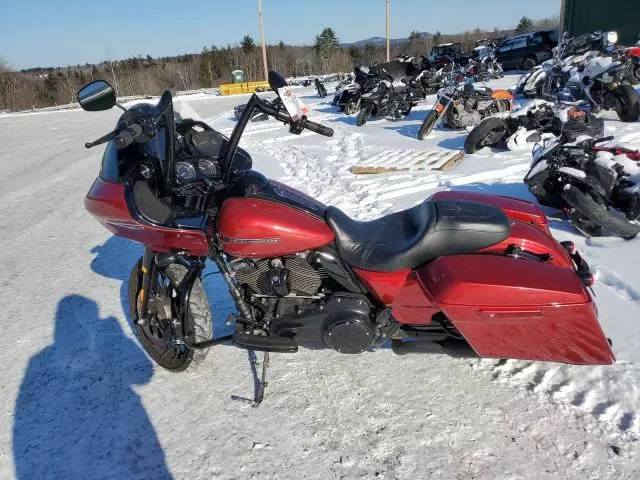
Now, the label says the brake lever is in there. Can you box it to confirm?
[85,129,118,149]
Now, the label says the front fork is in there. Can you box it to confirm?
[136,247,230,349]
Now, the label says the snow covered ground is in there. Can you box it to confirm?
[1,74,640,479]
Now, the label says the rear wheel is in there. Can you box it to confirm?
[417,109,440,140]
[609,84,640,122]
[464,117,507,154]
[129,260,212,372]
[562,185,640,240]
[356,104,372,126]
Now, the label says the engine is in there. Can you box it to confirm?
[229,254,387,354]
[231,255,326,298]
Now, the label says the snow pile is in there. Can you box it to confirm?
[1,75,640,479]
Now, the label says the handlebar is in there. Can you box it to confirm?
[255,95,333,137]
[114,123,143,150]
[304,119,334,137]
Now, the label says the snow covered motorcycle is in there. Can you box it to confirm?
[78,73,614,403]
[464,101,604,154]
[356,71,413,126]
[517,31,639,122]
[332,67,378,115]
[524,136,640,239]
[516,31,612,99]
[417,82,513,140]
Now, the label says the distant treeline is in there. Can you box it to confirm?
[0,16,558,111]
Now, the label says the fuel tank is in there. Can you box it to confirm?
[217,198,335,258]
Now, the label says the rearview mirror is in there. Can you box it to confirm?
[77,80,116,111]
[268,71,287,93]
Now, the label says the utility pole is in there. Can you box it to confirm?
[559,0,566,36]
[386,0,390,61]
[258,0,269,81]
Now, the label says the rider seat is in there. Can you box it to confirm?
[326,200,511,272]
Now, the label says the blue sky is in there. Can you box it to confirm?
[1,0,560,69]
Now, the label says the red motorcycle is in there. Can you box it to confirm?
[78,72,614,403]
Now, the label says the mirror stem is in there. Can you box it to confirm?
[115,102,127,112]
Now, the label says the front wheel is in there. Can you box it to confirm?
[609,84,640,122]
[356,104,372,126]
[344,98,360,115]
[464,117,507,154]
[562,185,640,240]
[417,109,440,140]
[129,260,213,371]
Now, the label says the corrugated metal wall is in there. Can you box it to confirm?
[563,0,640,45]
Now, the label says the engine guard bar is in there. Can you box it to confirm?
[560,241,594,287]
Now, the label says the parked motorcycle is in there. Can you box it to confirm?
[524,136,640,239]
[467,47,504,81]
[620,45,640,84]
[516,31,611,99]
[464,101,604,154]
[516,31,639,122]
[356,71,414,126]
[314,77,327,98]
[333,66,379,115]
[77,72,614,404]
[417,81,513,140]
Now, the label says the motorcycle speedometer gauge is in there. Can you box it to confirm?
[175,161,197,183]
[197,158,221,179]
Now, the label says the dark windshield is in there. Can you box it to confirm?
[152,92,175,195]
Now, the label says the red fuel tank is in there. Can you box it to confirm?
[217,198,335,257]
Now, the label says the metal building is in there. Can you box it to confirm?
[561,0,640,45]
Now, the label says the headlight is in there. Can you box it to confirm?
[197,158,220,178]
[607,31,618,45]
[175,161,197,182]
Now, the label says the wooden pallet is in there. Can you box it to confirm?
[350,150,464,175]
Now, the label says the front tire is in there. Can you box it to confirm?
[129,260,212,372]
[417,109,440,140]
[562,185,640,240]
[356,104,372,126]
[610,84,640,122]
[464,117,507,154]
[344,98,359,115]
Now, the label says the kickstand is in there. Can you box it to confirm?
[252,351,270,407]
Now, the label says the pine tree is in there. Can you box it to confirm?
[199,47,212,87]
[314,27,339,72]
[432,31,442,46]
[241,35,256,54]
[515,17,534,34]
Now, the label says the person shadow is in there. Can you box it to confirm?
[13,295,173,480]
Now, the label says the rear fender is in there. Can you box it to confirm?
[430,191,549,230]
